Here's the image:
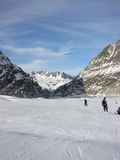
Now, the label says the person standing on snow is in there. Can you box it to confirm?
[117,107,120,115]
[84,99,88,106]
[102,97,108,112]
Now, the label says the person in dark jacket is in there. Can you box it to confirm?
[102,97,108,112]
[84,99,88,106]
[117,107,120,115]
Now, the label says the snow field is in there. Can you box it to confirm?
[0,96,120,160]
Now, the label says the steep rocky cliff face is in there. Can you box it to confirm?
[81,40,120,96]
[0,51,49,98]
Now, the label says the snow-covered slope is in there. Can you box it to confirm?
[31,71,73,90]
[81,40,120,95]
[0,95,120,160]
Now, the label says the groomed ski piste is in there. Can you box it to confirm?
[0,95,120,160]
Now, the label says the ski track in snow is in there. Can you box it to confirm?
[0,95,120,160]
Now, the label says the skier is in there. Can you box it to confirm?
[84,99,88,106]
[117,107,120,115]
[102,97,108,112]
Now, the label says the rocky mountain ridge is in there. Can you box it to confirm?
[0,51,49,98]
[81,40,120,95]
[1,39,120,97]
[31,71,73,91]
[53,76,85,97]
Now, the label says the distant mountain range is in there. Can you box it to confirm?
[31,71,73,91]
[0,39,120,97]
[0,51,84,98]
[31,71,85,97]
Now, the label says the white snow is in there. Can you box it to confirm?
[0,95,120,160]
[83,63,120,78]
[31,72,72,90]
[108,44,116,59]
[82,42,120,79]
[15,73,24,80]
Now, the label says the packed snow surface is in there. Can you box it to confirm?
[0,95,120,160]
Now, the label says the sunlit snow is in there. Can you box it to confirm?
[0,95,120,160]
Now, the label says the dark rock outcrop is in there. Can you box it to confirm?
[53,76,85,97]
[0,51,49,98]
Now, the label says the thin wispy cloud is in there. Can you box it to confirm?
[0,0,69,26]
[0,0,120,74]
[1,45,72,59]
[20,59,48,72]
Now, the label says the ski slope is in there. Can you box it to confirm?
[0,95,120,160]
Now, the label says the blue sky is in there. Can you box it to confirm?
[0,0,120,75]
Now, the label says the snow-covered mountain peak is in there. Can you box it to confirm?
[31,71,73,90]
[83,40,120,74]
[81,39,120,96]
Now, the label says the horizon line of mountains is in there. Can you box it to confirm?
[0,39,120,98]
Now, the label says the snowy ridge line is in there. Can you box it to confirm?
[31,71,73,90]
[83,64,120,78]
